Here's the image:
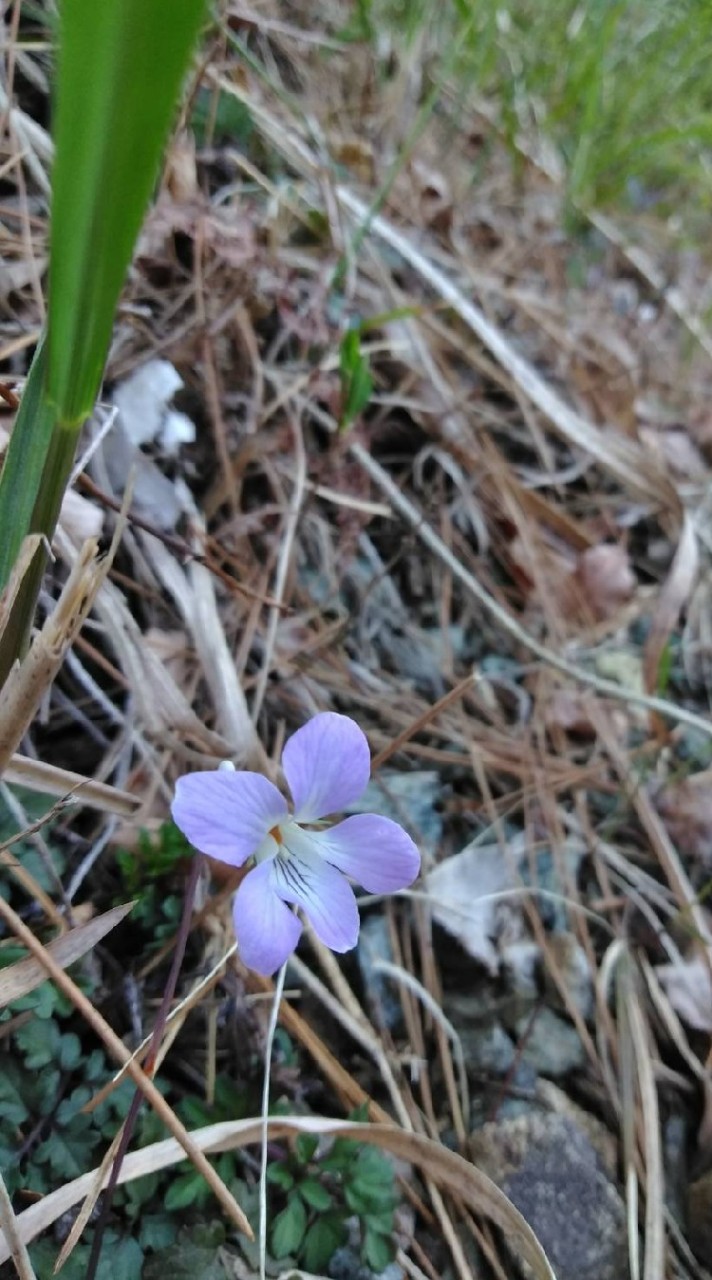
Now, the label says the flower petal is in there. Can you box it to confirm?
[311,814,420,892]
[233,861,302,975]
[172,771,287,867]
[282,713,371,821]
[273,827,360,953]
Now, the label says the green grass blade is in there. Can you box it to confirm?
[47,0,209,425]
[0,341,56,591]
[0,0,208,680]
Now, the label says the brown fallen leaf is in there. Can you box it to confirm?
[0,1116,556,1279]
[654,769,712,868]
[510,535,636,627]
[0,902,134,1008]
[571,543,637,622]
[544,688,629,739]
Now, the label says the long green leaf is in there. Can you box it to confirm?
[0,0,208,682]
[47,0,209,425]
[0,339,55,591]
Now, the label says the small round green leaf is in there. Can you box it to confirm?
[271,1194,307,1259]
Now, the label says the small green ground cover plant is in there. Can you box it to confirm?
[266,1121,399,1273]
[0,799,403,1275]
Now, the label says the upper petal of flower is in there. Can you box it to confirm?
[282,712,371,821]
[273,824,360,953]
[311,814,420,892]
[233,860,302,975]
[172,770,287,867]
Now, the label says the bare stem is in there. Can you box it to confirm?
[259,962,287,1280]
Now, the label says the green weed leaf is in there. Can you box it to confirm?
[299,1178,334,1211]
[267,1162,295,1191]
[271,1193,307,1259]
[48,0,209,424]
[139,1216,179,1251]
[339,327,373,428]
[35,1123,97,1180]
[14,1015,61,1069]
[0,1063,30,1126]
[362,1225,394,1273]
[295,1133,319,1164]
[302,1215,347,1273]
[164,1170,208,1210]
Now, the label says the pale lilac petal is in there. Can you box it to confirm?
[233,861,302,975]
[282,713,371,821]
[311,815,420,892]
[172,771,287,867]
[273,828,360,952]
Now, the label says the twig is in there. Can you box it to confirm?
[0,1168,36,1280]
[74,473,283,609]
[3,754,140,818]
[251,416,307,722]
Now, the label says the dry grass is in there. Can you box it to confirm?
[3,1,712,1277]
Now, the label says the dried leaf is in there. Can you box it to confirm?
[639,425,706,479]
[510,536,636,627]
[544,689,598,736]
[0,1116,556,1279]
[656,954,712,1032]
[93,576,230,756]
[3,754,140,817]
[0,539,106,771]
[427,842,516,972]
[0,903,134,1008]
[571,543,637,622]
[654,769,712,867]
[58,487,104,543]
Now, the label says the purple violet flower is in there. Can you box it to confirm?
[171,712,420,975]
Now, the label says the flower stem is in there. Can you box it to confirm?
[259,960,287,1280]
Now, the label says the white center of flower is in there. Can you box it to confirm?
[254,820,300,865]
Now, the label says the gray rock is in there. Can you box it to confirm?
[536,1080,617,1175]
[541,933,594,1021]
[515,1007,585,1078]
[516,842,586,934]
[328,1246,402,1280]
[469,1113,627,1280]
[470,1059,540,1130]
[460,1021,517,1078]
[688,1170,712,1265]
[357,915,403,1032]
[349,771,443,850]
